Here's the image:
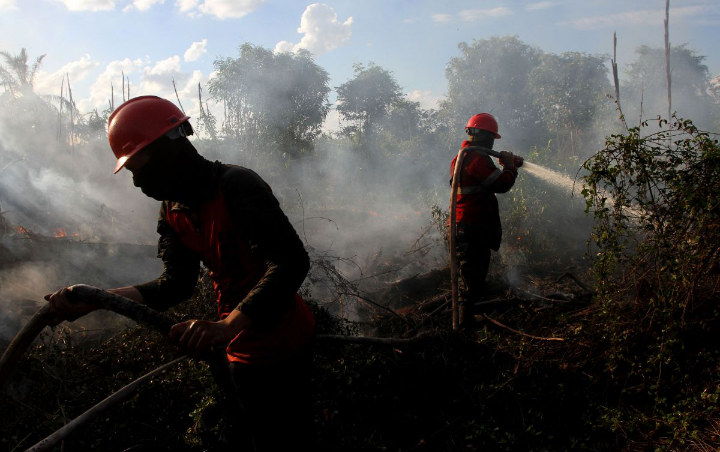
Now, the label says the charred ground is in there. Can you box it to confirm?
[2,248,718,451]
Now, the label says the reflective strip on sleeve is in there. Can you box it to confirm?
[457,185,488,194]
[481,168,503,187]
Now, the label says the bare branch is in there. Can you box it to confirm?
[26,356,188,452]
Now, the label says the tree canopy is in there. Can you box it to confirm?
[442,36,544,148]
[208,43,331,155]
[622,44,716,129]
[335,63,403,136]
[0,48,45,98]
[529,51,614,158]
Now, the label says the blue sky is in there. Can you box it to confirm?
[1,0,718,130]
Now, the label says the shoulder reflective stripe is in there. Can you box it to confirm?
[482,168,503,187]
[457,185,488,194]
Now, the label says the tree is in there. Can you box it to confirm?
[528,51,614,159]
[0,49,91,147]
[0,48,45,98]
[622,45,718,129]
[442,36,544,149]
[378,98,422,142]
[335,63,402,136]
[208,43,331,156]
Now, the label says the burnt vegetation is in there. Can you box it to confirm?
[1,30,720,452]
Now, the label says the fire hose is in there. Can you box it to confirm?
[448,146,523,330]
[0,284,445,450]
[0,284,241,452]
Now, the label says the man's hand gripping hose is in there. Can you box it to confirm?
[463,145,523,169]
[0,285,240,452]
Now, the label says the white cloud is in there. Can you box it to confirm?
[178,0,265,19]
[50,0,115,11]
[273,3,353,56]
[175,0,198,14]
[147,56,181,73]
[459,7,513,21]
[0,0,18,10]
[184,39,207,62]
[34,54,100,96]
[124,0,165,12]
[274,40,294,54]
[138,57,201,109]
[431,13,452,24]
[526,1,556,11]
[559,5,711,30]
[82,57,144,112]
[69,52,211,119]
[175,69,212,118]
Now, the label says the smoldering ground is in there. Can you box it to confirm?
[0,99,162,340]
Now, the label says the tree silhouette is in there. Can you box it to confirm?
[0,48,46,98]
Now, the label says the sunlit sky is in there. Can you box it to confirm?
[1,0,718,129]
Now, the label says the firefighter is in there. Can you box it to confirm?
[45,96,316,451]
[449,113,521,327]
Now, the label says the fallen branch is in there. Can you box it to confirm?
[318,331,434,345]
[510,288,573,305]
[416,293,450,313]
[26,355,188,452]
[556,272,593,294]
[337,292,411,327]
[482,314,565,342]
[405,298,451,337]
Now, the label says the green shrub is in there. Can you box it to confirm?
[580,115,720,446]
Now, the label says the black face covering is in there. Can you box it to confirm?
[131,137,207,203]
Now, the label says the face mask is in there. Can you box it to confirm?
[130,140,190,201]
[132,166,177,201]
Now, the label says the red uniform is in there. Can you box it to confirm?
[164,187,315,365]
[450,141,518,313]
[135,161,316,450]
[450,141,517,250]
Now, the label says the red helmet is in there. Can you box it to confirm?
[465,113,501,139]
[108,96,190,173]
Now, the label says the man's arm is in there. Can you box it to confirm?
[170,167,310,353]
[221,167,310,327]
[483,152,518,194]
[45,210,200,324]
[133,206,201,310]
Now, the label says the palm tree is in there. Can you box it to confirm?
[0,48,46,98]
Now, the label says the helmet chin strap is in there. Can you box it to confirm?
[467,133,494,149]
[165,122,194,140]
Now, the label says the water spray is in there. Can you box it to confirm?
[521,161,578,196]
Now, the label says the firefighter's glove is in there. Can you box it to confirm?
[498,151,516,170]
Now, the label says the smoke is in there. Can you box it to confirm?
[0,90,450,339]
[204,132,449,305]
[2,33,715,341]
[0,97,162,340]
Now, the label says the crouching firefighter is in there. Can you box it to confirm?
[44,96,317,451]
[449,113,523,328]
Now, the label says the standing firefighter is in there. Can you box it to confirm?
[45,96,316,451]
[449,113,522,328]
